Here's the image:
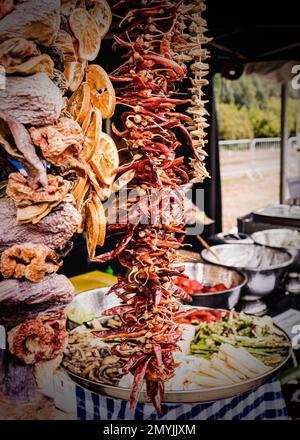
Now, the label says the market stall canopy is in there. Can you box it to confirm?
[207,0,300,80]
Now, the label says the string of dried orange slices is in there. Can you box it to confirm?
[59,1,121,259]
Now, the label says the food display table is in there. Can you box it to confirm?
[72,378,287,420]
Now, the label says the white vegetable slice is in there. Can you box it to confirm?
[237,347,270,374]
[225,355,257,378]
[218,351,227,361]
[210,355,240,383]
[220,344,269,374]
[193,374,229,387]
[197,360,233,384]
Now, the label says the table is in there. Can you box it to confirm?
[74,378,287,420]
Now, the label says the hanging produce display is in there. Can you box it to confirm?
[88,0,210,414]
[0,0,295,422]
[0,0,116,391]
[0,0,212,416]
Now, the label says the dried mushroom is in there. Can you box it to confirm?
[0,242,62,282]
[0,38,54,77]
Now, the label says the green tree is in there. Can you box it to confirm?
[214,72,299,139]
[217,103,254,140]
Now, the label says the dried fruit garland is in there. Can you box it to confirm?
[0,0,116,371]
[93,0,210,413]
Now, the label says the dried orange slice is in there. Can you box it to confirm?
[86,165,109,200]
[90,133,119,186]
[67,82,91,125]
[85,0,112,39]
[69,8,101,61]
[81,103,93,135]
[72,176,90,233]
[92,192,106,246]
[111,169,135,192]
[86,198,99,259]
[97,183,112,201]
[86,64,116,118]
[83,107,102,161]
[72,176,89,207]
[64,61,86,92]
[77,205,86,234]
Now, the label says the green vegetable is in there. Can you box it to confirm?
[190,312,290,367]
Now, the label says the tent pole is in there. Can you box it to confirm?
[280,83,288,203]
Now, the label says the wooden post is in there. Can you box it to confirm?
[280,83,288,203]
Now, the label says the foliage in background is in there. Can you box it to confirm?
[214,73,299,140]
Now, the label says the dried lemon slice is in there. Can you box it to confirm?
[69,8,101,61]
[85,0,112,39]
[86,64,116,119]
[67,82,91,125]
[90,133,119,186]
[64,61,86,92]
[83,107,102,161]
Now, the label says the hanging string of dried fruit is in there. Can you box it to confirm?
[173,0,212,181]
[0,0,117,384]
[92,0,210,414]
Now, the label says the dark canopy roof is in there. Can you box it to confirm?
[206,0,300,67]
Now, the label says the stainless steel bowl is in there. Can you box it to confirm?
[252,228,300,270]
[66,287,120,329]
[179,262,247,309]
[201,244,294,298]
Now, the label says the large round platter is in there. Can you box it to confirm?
[63,302,292,403]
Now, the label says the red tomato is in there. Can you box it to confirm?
[175,308,222,324]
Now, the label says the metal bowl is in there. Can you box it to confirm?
[179,262,247,309]
[65,287,120,329]
[252,228,300,270]
[216,232,254,245]
[201,244,294,298]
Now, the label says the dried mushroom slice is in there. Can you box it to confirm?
[29,117,84,168]
[0,242,62,283]
[7,173,72,205]
[5,54,54,77]
[0,120,23,160]
[16,203,50,223]
[55,29,77,62]
[0,37,54,77]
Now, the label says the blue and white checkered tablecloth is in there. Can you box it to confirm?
[75,378,288,420]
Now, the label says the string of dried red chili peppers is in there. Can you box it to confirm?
[93,0,209,414]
